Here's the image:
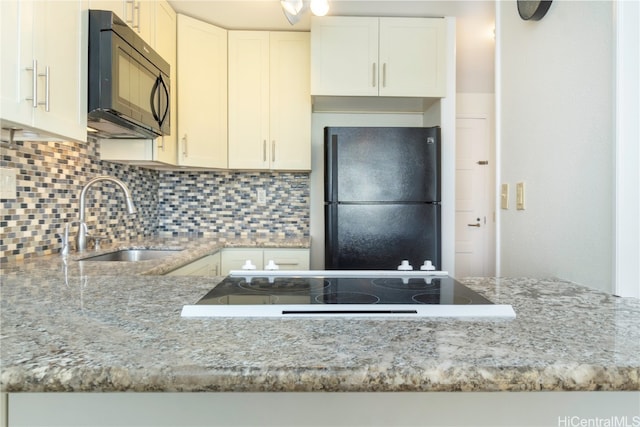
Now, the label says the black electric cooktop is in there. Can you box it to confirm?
[181,272,516,318]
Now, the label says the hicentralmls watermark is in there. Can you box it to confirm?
[558,416,640,427]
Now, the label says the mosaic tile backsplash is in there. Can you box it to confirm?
[1,139,310,263]
[158,171,309,237]
[1,139,159,262]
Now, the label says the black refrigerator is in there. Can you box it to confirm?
[324,126,441,270]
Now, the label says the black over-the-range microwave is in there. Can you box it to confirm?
[88,10,170,139]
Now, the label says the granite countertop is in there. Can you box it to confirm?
[1,236,639,392]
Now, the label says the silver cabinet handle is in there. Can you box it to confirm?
[124,0,135,25]
[372,63,377,87]
[271,140,276,163]
[38,66,50,112]
[182,134,188,157]
[382,63,387,88]
[134,2,141,31]
[125,0,140,31]
[25,59,38,108]
[157,136,165,151]
[263,140,267,162]
[125,0,134,26]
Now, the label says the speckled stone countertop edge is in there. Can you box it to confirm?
[0,234,311,276]
[2,238,640,393]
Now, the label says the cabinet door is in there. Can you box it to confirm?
[310,17,378,96]
[228,31,270,170]
[262,249,310,270]
[269,32,311,170]
[153,0,177,164]
[379,18,446,97]
[88,0,123,17]
[0,0,86,143]
[32,0,87,142]
[228,31,310,171]
[0,0,34,126]
[89,0,153,44]
[220,249,264,275]
[177,14,228,168]
[135,0,154,45]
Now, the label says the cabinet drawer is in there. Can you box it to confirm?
[220,249,264,275]
[262,249,310,270]
[220,248,310,275]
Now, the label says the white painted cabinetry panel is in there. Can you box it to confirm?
[89,0,154,44]
[228,31,310,170]
[1,0,87,143]
[311,16,446,98]
[177,14,228,168]
[310,17,378,96]
[220,248,310,275]
[379,17,446,97]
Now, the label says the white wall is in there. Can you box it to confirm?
[497,1,615,291]
[613,0,640,298]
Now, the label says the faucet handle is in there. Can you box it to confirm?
[58,223,70,257]
[93,236,106,250]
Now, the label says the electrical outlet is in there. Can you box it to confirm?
[0,168,17,200]
[516,182,526,210]
[257,188,267,205]
[500,183,509,209]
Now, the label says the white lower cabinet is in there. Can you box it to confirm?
[220,248,310,275]
[166,249,309,277]
[165,252,221,276]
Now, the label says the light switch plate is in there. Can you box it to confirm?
[516,182,526,210]
[0,168,17,200]
[500,183,509,209]
[257,188,267,205]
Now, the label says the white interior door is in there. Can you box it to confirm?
[455,117,493,277]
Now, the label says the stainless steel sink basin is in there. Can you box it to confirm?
[80,249,182,262]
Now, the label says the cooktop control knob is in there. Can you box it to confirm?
[265,260,280,270]
[397,260,413,270]
[242,260,257,270]
[420,260,436,271]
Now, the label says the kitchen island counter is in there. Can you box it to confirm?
[1,242,639,393]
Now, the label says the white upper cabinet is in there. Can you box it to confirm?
[311,17,378,96]
[151,0,177,164]
[1,0,87,142]
[89,0,154,44]
[228,31,310,171]
[177,14,228,168]
[378,18,447,97]
[311,16,447,98]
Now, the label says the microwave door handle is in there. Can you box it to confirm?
[158,76,169,127]
[150,76,160,123]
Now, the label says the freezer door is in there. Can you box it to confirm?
[325,203,441,270]
[325,127,441,203]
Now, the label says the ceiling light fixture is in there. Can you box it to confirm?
[280,0,329,25]
[310,0,329,17]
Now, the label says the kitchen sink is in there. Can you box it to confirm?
[80,249,182,262]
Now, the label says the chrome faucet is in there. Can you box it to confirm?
[76,176,137,252]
